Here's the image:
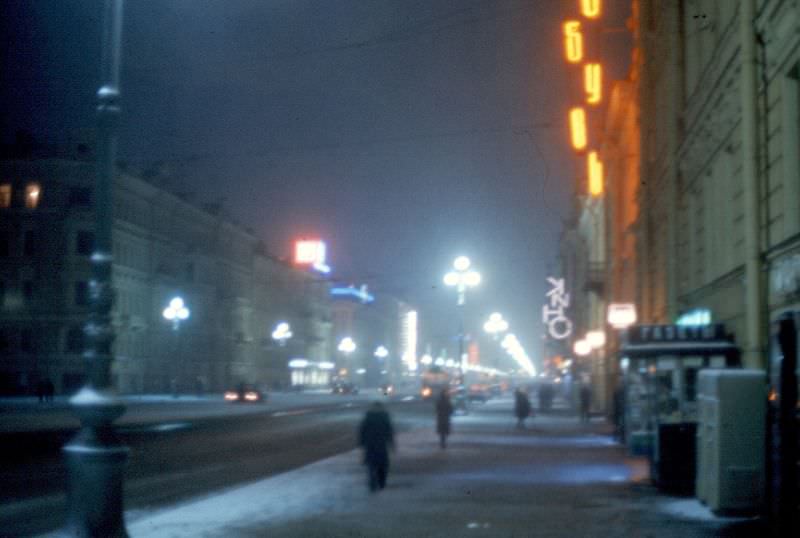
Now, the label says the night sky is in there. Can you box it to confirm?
[2,0,631,368]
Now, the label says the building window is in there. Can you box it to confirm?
[75,281,89,306]
[23,281,33,301]
[75,231,94,256]
[66,325,85,353]
[23,231,35,256]
[25,183,41,209]
[0,184,10,208]
[68,187,92,208]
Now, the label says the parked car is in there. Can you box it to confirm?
[224,384,266,403]
[332,382,359,395]
[379,383,395,396]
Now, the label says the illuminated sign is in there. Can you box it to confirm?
[607,303,637,329]
[563,21,584,63]
[580,0,602,18]
[676,309,712,327]
[625,324,726,344]
[402,310,418,372]
[588,150,603,196]
[295,239,327,270]
[330,284,374,304]
[584,63,602,104]
[543,277,573,339]
[569,107,588,151]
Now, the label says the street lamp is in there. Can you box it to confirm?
[374,345,388,359]
[444,256,481,372]
[573,339,592,357]
[163,296,190,330]
[483,312,509,340]
[63,1,128,535]
[338,337,356,379]
[162,296,190,397]
[271,321,293,346]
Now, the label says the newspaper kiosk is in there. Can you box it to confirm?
[619,324,740,493]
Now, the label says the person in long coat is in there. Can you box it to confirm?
[358,401,395,492]
[435,389,454,448]
[514,388,532,429]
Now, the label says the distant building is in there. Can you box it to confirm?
[0,154,332,395]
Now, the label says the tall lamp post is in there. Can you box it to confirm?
[338,337,356,380]
[63,1,127,535]
[163,296,190,396]
[271,322,292,389]
[444,256,481,371]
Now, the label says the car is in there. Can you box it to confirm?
[378,383,395,396]
[224,384,266,403]
[449,386,469,414]
[467,383,490,403]
[332,382,359,395]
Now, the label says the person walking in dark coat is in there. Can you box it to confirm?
[579,383,592,423]
[514,388,532,429]
[435,389,454,449]
[358,401,395,492]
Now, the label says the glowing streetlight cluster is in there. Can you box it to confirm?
[338,337,356,354]
[271,321,293,345]
[483,312,509,339]
[573,329,606,356]
[443,256,481,306]
[162,296,190,330]
[500,333,536,377]
[563,0,606,197]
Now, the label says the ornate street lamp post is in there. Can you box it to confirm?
[163,296,190,397]
[63,1,128,535]
[444,256,481,372]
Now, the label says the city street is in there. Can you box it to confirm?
[0,392,423,536]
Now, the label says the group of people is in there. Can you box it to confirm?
[357,386,542,492]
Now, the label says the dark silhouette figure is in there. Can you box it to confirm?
[579,384,592,423]
[514,388,532,429]
[538,383,554,413]
[435,390,453,448]
[358,402,395,492]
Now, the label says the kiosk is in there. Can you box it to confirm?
[619,323,740,493]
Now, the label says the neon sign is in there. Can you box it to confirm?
[588,150,603,196]
[580,0,601,19]
[543,277,573,340]
[584,63,602,104]
[569,107,588,151]
[563,21,584,63]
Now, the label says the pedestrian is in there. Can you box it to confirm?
[358,401,395,492]
[514,388,532,429]
[435,389,454,449]
[579,383,592,423]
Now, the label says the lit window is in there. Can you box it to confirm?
[25,183,41,209]
[0,184,10,208]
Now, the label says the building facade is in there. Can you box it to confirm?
[0,155,333,395]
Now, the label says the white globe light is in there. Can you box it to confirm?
[443,272,460,286]
[453,256,471,271]
[169,297,184,310]
[464,271,481,287]
[586,330,606,349]
[573,339,592,356]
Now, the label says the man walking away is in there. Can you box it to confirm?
[435,389,454,448]
[514,388,532,429]
[358,401,395,492]
[579,383,592,423]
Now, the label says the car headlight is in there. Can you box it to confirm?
[224,391,238,401]
[244,392,259,401]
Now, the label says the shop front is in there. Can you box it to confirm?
[619,323,741,493]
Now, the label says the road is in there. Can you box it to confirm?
[0,394,430,537]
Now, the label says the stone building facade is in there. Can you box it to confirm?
[0,155,333,395]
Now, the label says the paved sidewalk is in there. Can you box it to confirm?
[120,400,764,538]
